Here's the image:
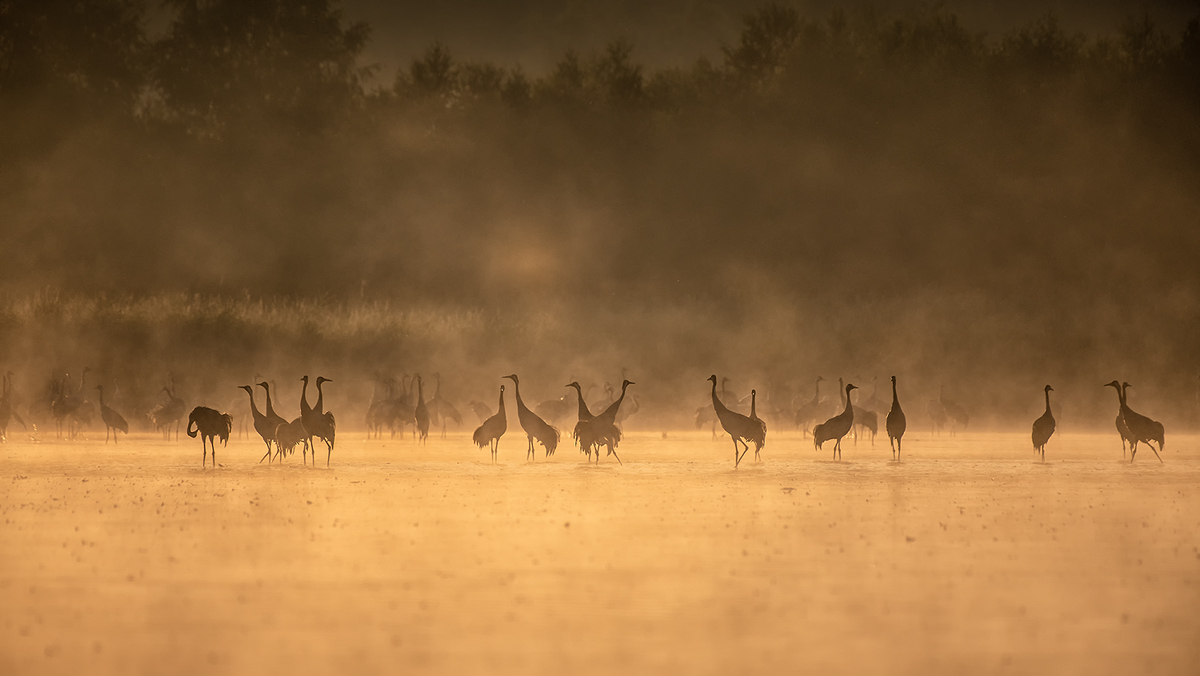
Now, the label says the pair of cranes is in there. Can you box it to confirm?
[472,374,634,463]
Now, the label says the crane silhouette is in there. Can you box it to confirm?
[1032,385,1055,462]
[747,389,767,461]
[311,376,336,466]
[575,379,634,464]
[240,385,277,463]
[814,382,856,460]
[926,398,947,436]
[187,406,232,468]
[793,376,825,437]
[414,375,430,444]
[96,385,128,443]
[886,376,906,460]
[1105,381,1164,463]
[940,386,969,435]
[149,379,185,441]
[503,374,560,460]
[566,381,596,459]
[429,373,462,439]
[0,372,27,442]
[274,417,309,460]
[1115,382,1136,458]
[472,385,507,462]
[257,381,290,457]
[708,375,762,468]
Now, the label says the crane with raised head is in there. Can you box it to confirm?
[472,385,507,462]
[1032,385,1056,462]
[503,374,559,460]
[814,382,856,460]
[885,376,906,460]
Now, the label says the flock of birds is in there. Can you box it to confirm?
[0,368,1171,468]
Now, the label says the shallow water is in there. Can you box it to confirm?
[2,428,1197,675]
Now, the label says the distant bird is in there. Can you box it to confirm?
[940,386,969,434]
[1106,380,1164,463]
[472,385,507,462]
[926,398,947,436]
[187,406,232,468]
[575,379,634,464]
[814,382,856,460]
[886,376,906,460]
[149,381,186,441]
[848,385,878,445]
[503,374,559,460]
[468,400,492,424]
[95,385,128,443]
[747,389,767,461]
[707,375,762,468]
[534,393,572,427]
[240,385,277,463]
[366,372,390,439]
[1031,385,1056,461]
[428,374,462,439]
[414,375,430,444]
[793,376,825,437]
[0,372,27,442]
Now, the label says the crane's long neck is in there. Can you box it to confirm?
[571,384,590,417]
[814,378,821,401]
[498,389,506,418]
[1044,388,1052,414]
[416,378,423,404]
[711,379,727,414]
[843,388,853,415]
[750,391,757,417]
[891,379,899,406]
[262,386,276,417]
[245,388,261,416]
[315,381,325,413]
[97,388,104,406]
[300,379,312,415]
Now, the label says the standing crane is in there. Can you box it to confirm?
[707,375,763,468]
[503,374,559,460]
[240,385,277,463]
[187,406,232,468]
[1105,381,1164,463]
[429,374,462,439]
[96,385,128,443]
[814,382,856,460]
[793,376,825,437]
[472,385,507,462]
[886,375,906,460]
[748,389,767,461]
[1032,385,1055,462]
[414,375,430,444]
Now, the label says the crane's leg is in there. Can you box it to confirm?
[105,426,110,444]
[732,437,739,467]
[212,439,217,467]
[609,445,622,465]
[897,437,902,460]
[1150,442,1163,464]
[203,438,209,468]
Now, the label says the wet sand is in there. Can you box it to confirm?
[2,429,1198,675]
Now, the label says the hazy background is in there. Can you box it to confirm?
[1,0,1198,433]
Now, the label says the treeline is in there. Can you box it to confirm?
[3,1,1197,152]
